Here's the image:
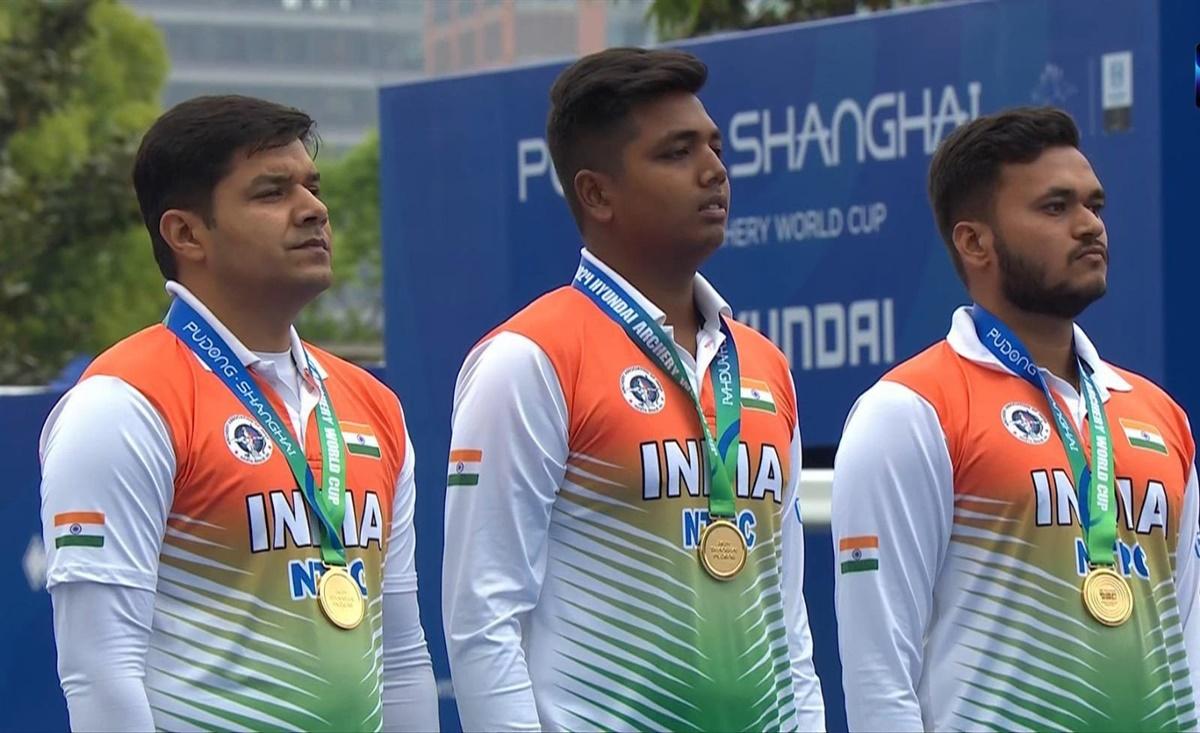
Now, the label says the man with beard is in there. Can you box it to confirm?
[831,106,1200,731]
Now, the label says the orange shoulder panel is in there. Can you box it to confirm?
[486,286,597,423]
[1109,364,1197,468]
[880,340,973,467]
[82,324,197,479]
[305,343,409,480]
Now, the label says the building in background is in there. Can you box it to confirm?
[129,0,655,151]
[424,0,655,76]
[127,0,426,154]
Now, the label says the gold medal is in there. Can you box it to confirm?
[317,566,365,630]
[698,519,747,581]
[1081,566,1133,627]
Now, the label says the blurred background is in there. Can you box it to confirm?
[3,0,1196,731]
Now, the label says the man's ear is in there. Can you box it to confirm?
[574,168,614,225]
[159,209,209,267]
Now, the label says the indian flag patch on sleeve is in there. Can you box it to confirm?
[839,535,879,574]
[740,378,777,414]
[340,421,381,458]
[54,512,105,548]
[448,449,482,486]
[1119,418,1169,455]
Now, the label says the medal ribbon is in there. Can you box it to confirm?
[972,306,1117,567]
[572,258,741,517]
[165,298,349,566]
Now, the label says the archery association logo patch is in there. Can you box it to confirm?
[1001,402,1052,445]
[620,366,665,414]
[225,415,273,464]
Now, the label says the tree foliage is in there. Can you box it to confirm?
[296,131,383,356]
[646,0,919,41]
[0,0,168,385]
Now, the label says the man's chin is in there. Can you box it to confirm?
[292,270,334,299]
[1036,285,1107,319]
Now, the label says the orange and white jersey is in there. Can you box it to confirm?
[833,307,1200,732]
[443,249,826,732]
[39,282,434,731]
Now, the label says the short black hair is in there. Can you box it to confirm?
[546,47,708,225]
[927,106,1080,282]
[132,95,318,280]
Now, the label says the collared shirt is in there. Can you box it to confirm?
[833,306,1200,732]
[39,281,437,732]
[442,249,826,732]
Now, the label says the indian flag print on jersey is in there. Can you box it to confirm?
[448,449,482,486]
[1120,418,1169,455]
[340,421,380,458]
[839,535,879,573]
[54,511,105,548]
[740,378,777,413]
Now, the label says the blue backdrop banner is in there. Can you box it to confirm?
[381,2,1194,729]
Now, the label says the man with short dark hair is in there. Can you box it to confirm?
[40,95,439,731]
[442,47,825,732]
[833,106,1200,731]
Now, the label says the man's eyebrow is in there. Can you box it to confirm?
[1038,186,1106,200]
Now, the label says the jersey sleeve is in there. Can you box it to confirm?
[382,421,418,595]
[1173,455,1200,715]
[52,582,157,731]
[441,331,568,732]
[831,380,955,732]
[779,375,826,731]
[380,418,439,729]
[40,375,175,591]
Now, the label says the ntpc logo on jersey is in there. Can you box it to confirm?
[244,489,387,602]
[1032,469,1170,580]
[640,439,785,553]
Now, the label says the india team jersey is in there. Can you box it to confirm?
[443,250,824,732]
[40,287,414,732]
[833,307,1200,732]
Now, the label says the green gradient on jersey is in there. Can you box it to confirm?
[548,482,798,732]
[146,530,384,732]
[951,495,1195,731]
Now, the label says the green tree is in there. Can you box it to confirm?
[0,0,168,385]
[646,0,929,41]
[296,131,384,362]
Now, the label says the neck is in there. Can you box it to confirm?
[181,279,300,352]
[588,245,700,335]
[983,298,1078,388]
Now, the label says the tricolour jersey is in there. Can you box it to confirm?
[833,309,1200,732]
[46,323,408,732]
[445,278,810,732]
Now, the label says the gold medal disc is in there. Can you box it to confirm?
[317,566,365,630]
[698,519,747,581]
[1081,566,1133,627]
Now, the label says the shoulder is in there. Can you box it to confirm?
[881,341,968,411]
[85,325,190,381]
[838,379,949,470]
[80,325,199,439]
[1108,363,1185,414]
[306,343,393,403]
[1106,362,1195,460]
[728,318,785,364]
[42,375,171,455]
[467,286,598,389]
[489,286,595,346]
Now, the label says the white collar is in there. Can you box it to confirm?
[580,248,732,334]
[164,281,325,381]
[944,305,1132,396]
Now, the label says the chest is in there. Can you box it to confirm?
[564,340,794,508]
[171,376,397,556]
[952,386,1186,544]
